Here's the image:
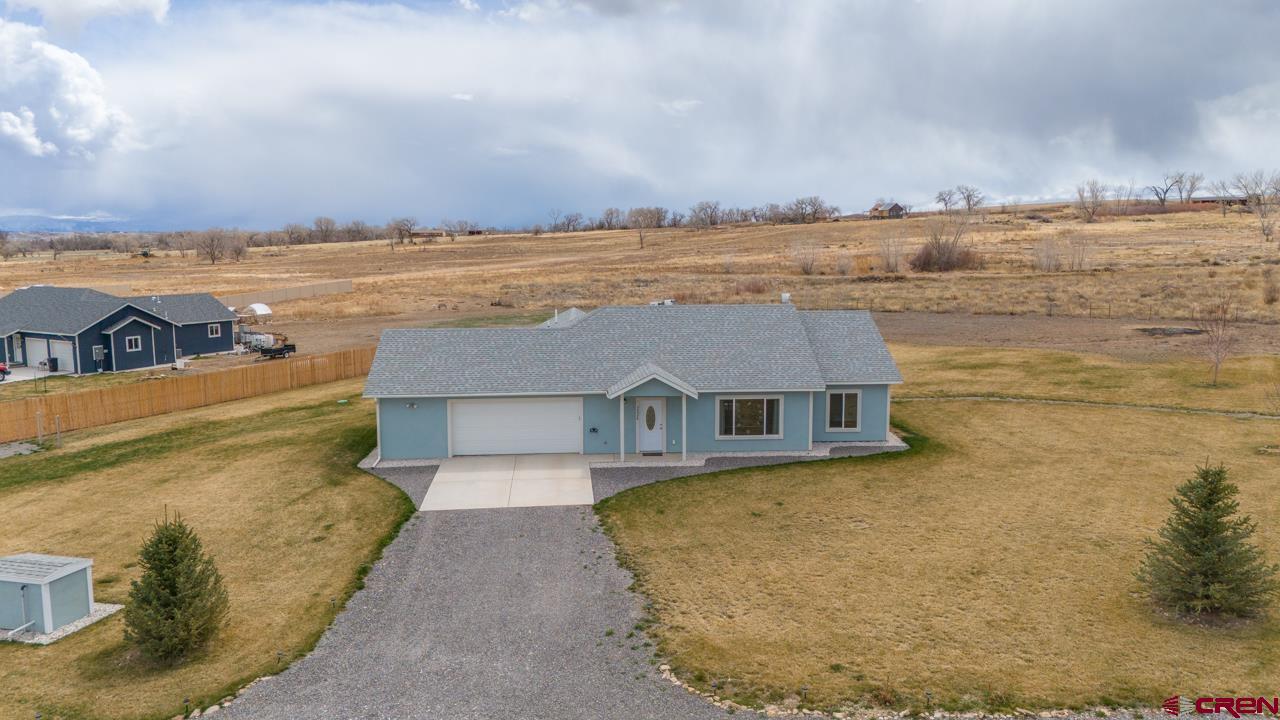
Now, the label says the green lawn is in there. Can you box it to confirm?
[0,380,412,720]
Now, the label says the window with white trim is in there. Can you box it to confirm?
[208,323,222,338]
[717,396,782,438]
[827,390,861,431]
[125,335,142,352]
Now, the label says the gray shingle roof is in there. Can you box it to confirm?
[365,304,900,397]
[538,307,587,328]
[127,294,236,325]
[0,553,91,584]
[0,286,124,336]
[0,286,235,337]
[798,310,902,384]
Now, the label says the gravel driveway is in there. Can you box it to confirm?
[223,473,736,719]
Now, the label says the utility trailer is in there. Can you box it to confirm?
[259,343,296,359]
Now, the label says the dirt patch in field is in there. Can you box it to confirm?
[873,311,1280,361]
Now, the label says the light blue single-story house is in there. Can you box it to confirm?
[0,286,237,374]
[364,303,902,462]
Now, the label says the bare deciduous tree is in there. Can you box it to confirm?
[1195,291,1238,386]
[1232,170,1279,243]
[312,217,337,244]
[878,237,903,273]
[909,217,982,272]
[1210,179,1236,217]
[600,207,625,230]
[547,209,563,233]
[388,217,417,249]
[441,219,478,238]
[1180,172,1204,203]
[561,212,583,232]
[1033,236,1061,272]
[626,207,669,229]
[342,220,375,243]
[194,228,228,265]
[0,231,11,260]
[1148,173,1179,207]
[688,200,723,227]
[935,188,958,213]
[1075,179,1106,222]
[1111,181,1136,215]
[791,242,818,275]
[283,223,309,246]
[957,184,984,214]
[1265,382,1280,420]
[228,238,248,262]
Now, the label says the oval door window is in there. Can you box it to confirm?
[645,406,657,430]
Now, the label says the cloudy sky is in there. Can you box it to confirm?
[1,0,1278,230]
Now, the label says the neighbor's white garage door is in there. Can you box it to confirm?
[450,397,582,455]
[27,340,76,373]
[50,340,75,373]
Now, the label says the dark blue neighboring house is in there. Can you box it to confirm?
[0,286,237,374]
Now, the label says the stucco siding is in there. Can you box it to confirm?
[811,384,891,442]
[175,320,234,357]
[49,570,90,629]
[377,398,449,460]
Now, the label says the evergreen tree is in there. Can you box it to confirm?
[124,513,230,662]
[1137,463,1278,618]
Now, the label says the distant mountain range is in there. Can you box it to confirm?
[0,215,136,233]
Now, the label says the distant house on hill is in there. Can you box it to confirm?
[868,201,905,219]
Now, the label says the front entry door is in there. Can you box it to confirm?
[636,398,666,454]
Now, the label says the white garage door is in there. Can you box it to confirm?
[450,397,582,455]
[50,340,75,373]
[26,340,76,373]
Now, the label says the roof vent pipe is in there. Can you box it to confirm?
[781,292,792,304]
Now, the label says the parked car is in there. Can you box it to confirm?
[0,362,10,381]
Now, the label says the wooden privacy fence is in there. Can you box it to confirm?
[218,279,354,308]
[0,346,376,443]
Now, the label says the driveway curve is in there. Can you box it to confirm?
[223,469,737,719]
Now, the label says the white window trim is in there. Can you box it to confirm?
[125,335,142,352]
[207,323,222,338]
[715,394,784,440]
[826,389,863,432]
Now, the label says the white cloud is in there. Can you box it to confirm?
[3,1,1280,228]
[0,18,133,159]
[455,0,479,11]
[657,98,701,117]
[0,106,56,155]
[6,0,169,32]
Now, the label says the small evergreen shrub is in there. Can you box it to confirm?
[124,513,230,663]
[1136,463,1278,618]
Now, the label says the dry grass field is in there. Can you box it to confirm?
[598,400,1280,713]
[2,206,1278,357]
[0,379,411,720]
